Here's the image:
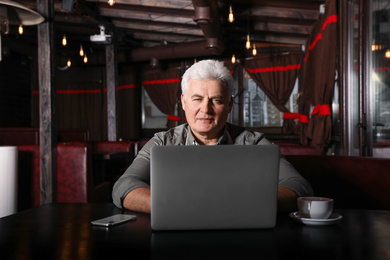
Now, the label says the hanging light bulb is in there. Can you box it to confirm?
[252,42,257,56]
[246,34,251,49]
[67,59,71,67]
[386,50,390,59]
[62,35,67,46]
[83,54,88,63]
[18,24,23,35]
[108,0,115,6]
[79,45,84,56]
[228,4,234,23]
[231,54,236,64]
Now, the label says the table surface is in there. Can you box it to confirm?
[1,203,390,260]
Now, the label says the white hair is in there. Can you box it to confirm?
[181,60,234,98]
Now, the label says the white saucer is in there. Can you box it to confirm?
[289,212,343,226]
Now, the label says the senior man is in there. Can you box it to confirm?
[112,59,313,214]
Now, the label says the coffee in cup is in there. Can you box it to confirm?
[297,197,334,219]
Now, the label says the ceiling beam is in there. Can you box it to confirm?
[97,3,194,18]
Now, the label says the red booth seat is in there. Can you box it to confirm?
[0,128,90,146]
[91,141,134,156]
[0,128,39,146]
[18,143,110,210]
[274,141,324,155]
[59,140,135,156]
[286,155,390,210]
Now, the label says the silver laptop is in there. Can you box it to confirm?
[150,145,280,231]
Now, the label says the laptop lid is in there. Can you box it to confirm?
[150,145,280,231]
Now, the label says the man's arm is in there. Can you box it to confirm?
[123,186,298,214]
[277,186,299,213]
[123,187,151,214]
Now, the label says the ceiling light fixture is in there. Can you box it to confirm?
[83,54,88,63]
[245,16,250,49]
[0,0,45,61]
[246,34,251,49]
[386,50,390,59]
[252,42,257,56]
[228,4,234,23]
[67,59,71,67]
[79,45,84,56]
[62,35,67,46]
[18,24,23,35]
[231,54,236,64]
[108,0,115,6]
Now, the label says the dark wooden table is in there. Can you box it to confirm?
[1,203,389,260]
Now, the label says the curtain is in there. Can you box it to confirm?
[244,52,303,133]
[117,68,141,140]
[141,67,181,129]
[299,0,337,148]
[56,80,104,141]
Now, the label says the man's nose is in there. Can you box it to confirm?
[200,100,212,113]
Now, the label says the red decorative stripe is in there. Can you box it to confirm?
[167,115,186,122]
[33,84,139,95]
[311,104,331,116]
[118,84,139,90]
[167,115,181,122]
[283,112,309,123]
[304,14,337,62]
[142,78,180,85]
[246,64,301,74]
[375,67,390,72]
[322,14,337,30]
[57,90,101,94]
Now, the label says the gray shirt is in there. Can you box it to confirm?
[112,123,314,208]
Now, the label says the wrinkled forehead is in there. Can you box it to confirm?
[185,78,228,97]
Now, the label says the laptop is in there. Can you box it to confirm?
[150,145,280,231]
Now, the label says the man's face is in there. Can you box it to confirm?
[181,79,233,141]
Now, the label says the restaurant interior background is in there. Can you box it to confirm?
[0,0,389,158]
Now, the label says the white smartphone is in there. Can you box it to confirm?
[91,214,137,227]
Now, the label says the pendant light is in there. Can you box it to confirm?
[246,34,251,49]
[67,59,71,67]
[79,45,84,56]
[108,0,115,6]
[386,50,390,59]
[83,54,88,63]
[62,35,67,46]
[18,24,23,34]
[245,16,250,49]
[228,4,234,23]
[231,54,236,64]
[252,42,257,56]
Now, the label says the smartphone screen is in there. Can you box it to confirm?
[91,214,137,227]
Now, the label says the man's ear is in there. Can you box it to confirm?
[228,95,233,112]
[181,93,186,111]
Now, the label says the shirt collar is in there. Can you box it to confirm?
[185,125,233,145]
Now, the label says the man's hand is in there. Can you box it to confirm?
[277,186,299,213]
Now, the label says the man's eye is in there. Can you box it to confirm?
[213,99,222,104]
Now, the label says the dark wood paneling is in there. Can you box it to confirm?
[0,53,32,127]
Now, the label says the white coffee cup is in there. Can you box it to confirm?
[297,197,334,219]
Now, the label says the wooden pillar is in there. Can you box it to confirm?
[37,0,57,204]
[106,44,117,141]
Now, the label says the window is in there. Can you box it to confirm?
[142,86,178,129]
[229,68,299,128]
[372,0,390,142]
